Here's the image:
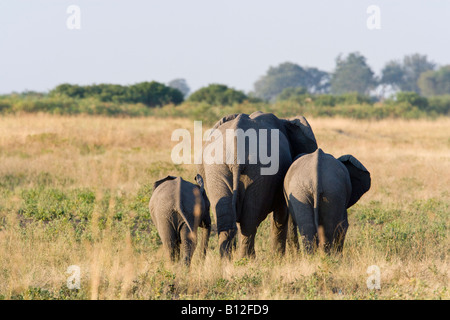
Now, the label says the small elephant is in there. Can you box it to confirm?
[284,148,371,253]
[149,174,211,265]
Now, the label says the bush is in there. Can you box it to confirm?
[276,87,308,101]
[1,85,449,119]
[334,92,373,105]
[312,94,336,106]
[188,84,248,106]
[427,95,450,115]
[276,90,373,108]
[49,82,183,107]
[391,92,429,110]
[128,82,183,107]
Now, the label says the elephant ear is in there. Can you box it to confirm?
[153,175,177,191]
[212,113,241,130]
[283,116,318,158]
[338,155,371,208]
[194,174,205,192]
[249,110,264,118]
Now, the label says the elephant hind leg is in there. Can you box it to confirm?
[237,202,261,258]
[288,195,318,254]
[160,228,180,263]
[286,214,300,252]
[271,203,290,255]
[319,196,349,253]
[330,212,349,253]
[203,169,237,259]
[218,228,238,259]
[238,228,256,258]
[180,224,197,266]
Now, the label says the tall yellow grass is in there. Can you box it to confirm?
[0,114,448,299]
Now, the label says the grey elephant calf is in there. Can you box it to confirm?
[284,148,371,253]
[149,175,211,265]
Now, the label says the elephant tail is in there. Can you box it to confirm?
[231,165,240,223]
[175,178,194,234]
[312,149,323,237]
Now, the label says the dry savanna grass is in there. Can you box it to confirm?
[0,113,448,300]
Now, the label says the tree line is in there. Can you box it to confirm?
[1,51,450,117]
[252,52,448,101]
[48,52,450,105]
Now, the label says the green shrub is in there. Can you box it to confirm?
[20,188,96,221]
[188,84,248,106]
[392,91,429,110]
[49,82,183,107]
[1,86,449,118]
[427,95,450,115]
[334,92,373,105]
[276,87,309,101]
[312,94,336,107]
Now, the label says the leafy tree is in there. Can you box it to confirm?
[380,54,435,94]
[393,91,428,110]
[253,62,329,101]
[49,82,183,107]
[128,81,183,107]
[50,83,86,98]
[276,87,308,101]
[188,84,248,106]
[305,67,331,93]
[380,61,404,90]
[417,65,450,96]
[168,78,190,98]
[330,52,376,95]
[87,84,129,102]
[402,54,436,93]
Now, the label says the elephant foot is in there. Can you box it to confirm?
[239,232,256,259]
[218,229,237,259]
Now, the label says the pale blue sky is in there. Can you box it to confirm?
[1,0,449,94]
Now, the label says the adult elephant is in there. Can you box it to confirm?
[197,111,318,258]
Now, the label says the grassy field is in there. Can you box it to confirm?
[0,113,448,300]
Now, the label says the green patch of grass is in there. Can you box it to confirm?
[145,161,187,178]
[349,198,448,260]
[0,173,27,191]
[20,187,96,222]
[354,201,401,225]
[79,143,106,156]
